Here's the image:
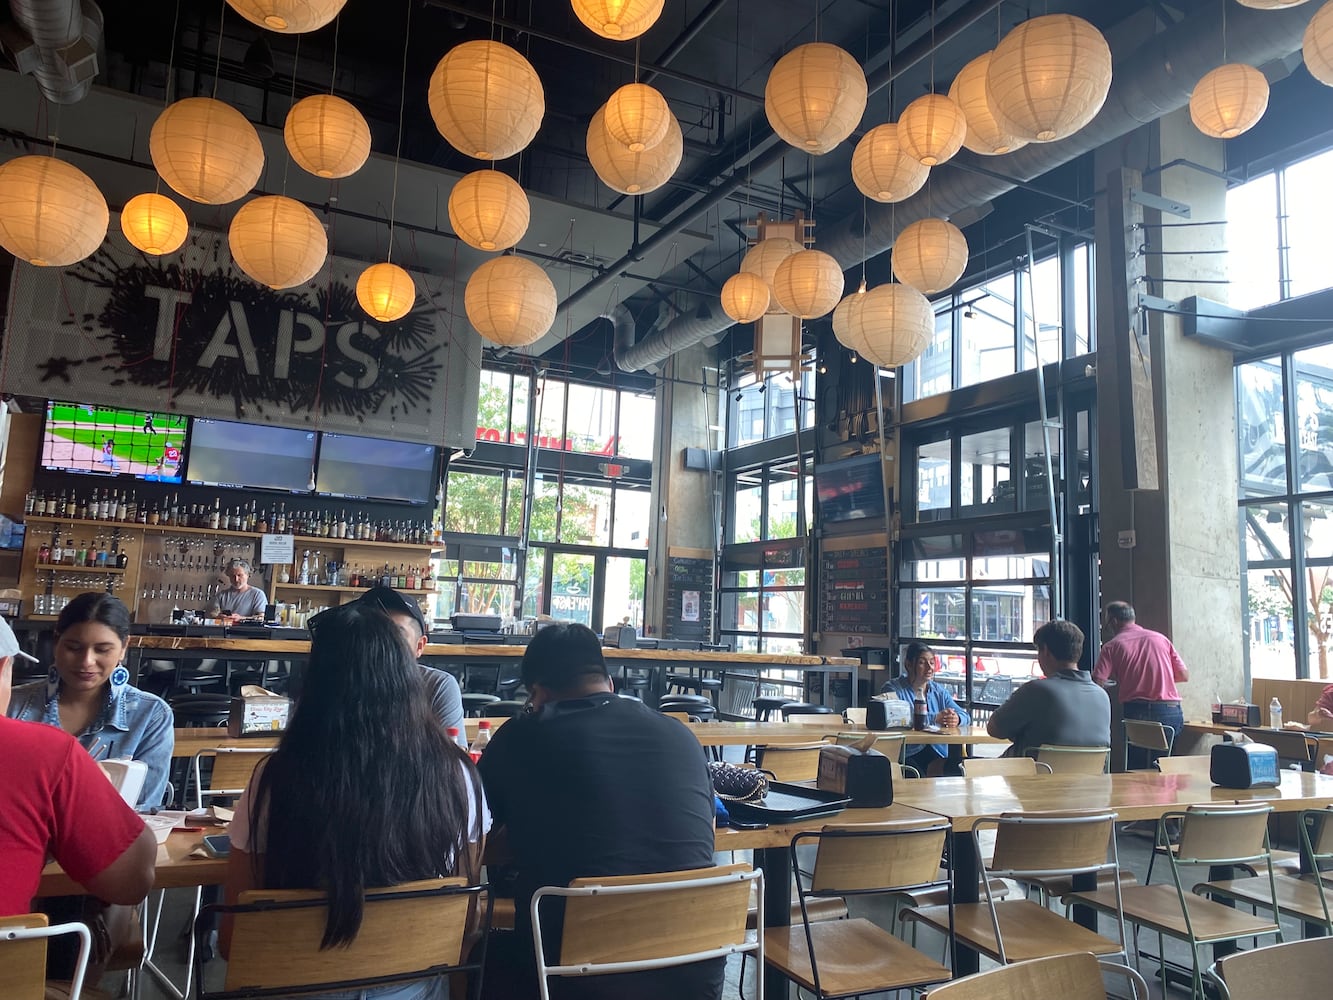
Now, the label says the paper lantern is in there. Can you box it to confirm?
[465,255,557,346]
[1235,0,1311,7]
[986,14,1112,142]
[0,156,108,266]
[428,40,545,160]
[841,282,933,368]
[586,106,682,194]
[898,93,968,166]
[284,94,370,179]
[570,0,665,40]
[1307,1,1333,86]
[1190,64,1269,138]
[150,97,264,205]
[765,43,868,155]
[720,272,770,324]
[603,83,672,152]
[892,218,969,295]
[771,249,844,319]
[850,124,929,203]
[831,288,866,347]
[225,0,347,32]
[740,237,802,287]
[120,193,189,255]
[448,170,530,251]
[948,52,1027,156]
[228,195,327,289]
[356,262,416,322]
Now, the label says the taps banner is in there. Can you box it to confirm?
[1,217,481,448]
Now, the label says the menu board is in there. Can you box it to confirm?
[819,545,889,635]
[665,556,713,641]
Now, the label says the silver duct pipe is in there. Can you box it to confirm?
[5,0,103,104]
[617,3,1315,372]
[616,298,726,372]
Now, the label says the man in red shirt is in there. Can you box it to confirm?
[1093,601,1189,769]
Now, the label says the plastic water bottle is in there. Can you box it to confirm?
[913,698,928,731]
[469,720,492,763]
[1269,697,1283,729]
[447,727,468,753]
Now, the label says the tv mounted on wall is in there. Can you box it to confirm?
[42,401,189,483]
[315,432,438,505]
[185,418,317,494]
[814,453,888,524]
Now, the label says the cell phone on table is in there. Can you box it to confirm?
[727,819,769,830]
[202,834,231,858]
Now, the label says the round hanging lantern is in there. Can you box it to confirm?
[1190,63,1269,138]
[765,42,868,155]
[228,195,327,289]
[428,40,545,160]
[720,272,770,324]
[284,94,370,179]
[150,97,264,205]
[570,0,665,40]
[0,156,108,266]
[225,0,347,32]
[831,288,866,347]
[948,52,1027,156]
[603,83,672,152]
[771,249,844,320]
[843,282,933,368]
[465,255,558,347]
[356,262,416,322]
[740,236,802,313]
[586,106,682,194]
[120,193,189,256]
[1307,1,1333,86]
[898,93,968,166]
[892,218,968,295]
[1235,0,1311,7]
[851,124,930,202]
[985,14,1112,142]
[448,170,530,252]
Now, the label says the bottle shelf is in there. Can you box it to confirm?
[24,516,432,550]
[35,563,127,574]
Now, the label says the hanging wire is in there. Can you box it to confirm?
[329,12,341,93]
[386,0,414,264]
[211,0,226,100]
[281,36,301,193]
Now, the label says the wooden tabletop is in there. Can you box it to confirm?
[685,722,1006,747]
[38,825,230,897]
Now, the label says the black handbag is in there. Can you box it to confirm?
[707,761,769,802]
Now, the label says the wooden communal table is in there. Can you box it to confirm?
[685,721,1006,749]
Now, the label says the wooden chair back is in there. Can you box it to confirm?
[1174,805,1273,865]
[1300,807,1333,864]
[835,731,906,761]
[192,747,274,805]
[1035,745,1110,775]
[925,952,1140,1000]
[843,707,868,727]
[1240,727,1314,764]
[756,743,828,782]
[987,810,1117,876]
[1124,719,1174,753]
[662,711,691,723]
[960,757,1051,777]
[1155,755,1212,776]
[0,914,92,1000]
[787,713,838,727]
[808,820,950,894]
[212,878,476,998]
[1209,937,1333,1000]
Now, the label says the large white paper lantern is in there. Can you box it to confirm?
[225,0,347,32]
[831,288,866,347]
[841,282,933,368]
[603,83,672,152]
[720,272,770,324]
[228,195,327,289]
[120,193,189,256]
[428,40,545,160]
[284,94,370,179]
[765,43,868,155]
[586,106,682,194]
[1307,1,1333,86]
[771,249,844,319]
[892,218,968,295]
[356,262,416,322]
[986,14,1112,142]
[851,124,930,202]
[1190,63,1269,138]
[465,255,557,346]
[898,93,968,166]
[0,155,108,266]
[150,97,264,205]
[448,170,530,252]
[570,0,665,40]
[740,236,802,314]
[948,52,1027,156]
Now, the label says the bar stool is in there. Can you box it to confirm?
[780,702,835,721]
[658,694,716,722]
[461,693,501,718]
[487,700,528,718]
[753,696,796,722]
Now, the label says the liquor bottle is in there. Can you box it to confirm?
[75,493,88,521]
[66,539,77,566]
[169,493,180,526]
[147,500,160,525]
[299,550,311,586]
[57,490,69,517]
[209,499,220,531]
[116,547,128,570]
[276,503,287,534]
[51,538,63,566]
[98,490,111,521]
[257,507,269,534]
[23,490,34,516]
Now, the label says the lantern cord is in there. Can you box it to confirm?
[1221,0,1227,62]
[281,36,301,194]
[330,12,341,93]
[387,0,414,263]
[212,0,225,100]
[165,0,181,106]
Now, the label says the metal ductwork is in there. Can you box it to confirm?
[4,0,103,104]
[616,3,1315,372]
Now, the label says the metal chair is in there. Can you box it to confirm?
[1240,727,1317,768]
[0,914,94,1000]
[755,742,829,782]
[1034,744,1110,775]
[960,757,1053,777]
[834,730,906,762]
[1207,937,1333,1000]
[1124,719,1175,770]
[923,952,1149,1000]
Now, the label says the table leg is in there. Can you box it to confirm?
[756,845,791,998]
[950,829,979,975]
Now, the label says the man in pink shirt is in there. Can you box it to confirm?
[1093,601,1189,769]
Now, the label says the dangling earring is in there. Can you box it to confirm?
[109,663,130,699]
[45,666,61,701]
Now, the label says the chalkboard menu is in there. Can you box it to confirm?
[665,556,713,641]
[819,545,889,634]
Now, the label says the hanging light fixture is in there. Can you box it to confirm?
[1307,1,1333,86]
[898,93,968,166]
[0,155,108,267]
[228,195,327,289]
[465,255,558,346]
[842,282,934,368]
[985,14,1113,143]
[603,82,672,152]
[892,218,968,295]
[851,124,930,202]
[586,106,682,194]
[948,52,1027,156]
[225,0,348,33]
[831,285,866,346]
[570,0,665,40]
[448,170,530,251]
[1190,63,1270,138]
[771,249,844,319]
[120,192,189,256]
[720,272,771,324]
[765,42,868,155]
[740,236,802,313]
[284,94,371,179]
[428,40,545,160]
[356,262,416,322]
[150,97,265,205]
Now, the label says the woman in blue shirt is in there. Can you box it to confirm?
[881,641,969,776]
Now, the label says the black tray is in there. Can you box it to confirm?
[724,782,852,823]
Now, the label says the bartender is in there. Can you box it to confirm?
[216,557,269,621]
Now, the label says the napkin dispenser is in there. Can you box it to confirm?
[816,738,893,807]
[1212,702,1262,727]
[1210,741,1280,789]
[866,696,912,731]
[228,686,291,737]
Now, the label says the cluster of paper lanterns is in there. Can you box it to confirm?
[832,281,934,369]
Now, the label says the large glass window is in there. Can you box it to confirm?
[725,367,816,448]
[727,461,809,544]
[719,542,806,653]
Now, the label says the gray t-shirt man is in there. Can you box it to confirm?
[355,585,464,734]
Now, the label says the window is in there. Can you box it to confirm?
[719,542,806,653]
[725,367,816,448]
[727,461,810,544]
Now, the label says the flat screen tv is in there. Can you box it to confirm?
[185,418,317,493]
[42,401,189,483]
[315,432,438,505]
[815,453,888,524]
